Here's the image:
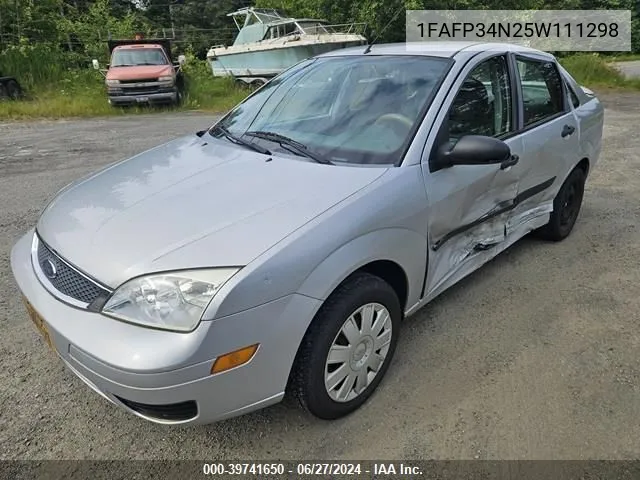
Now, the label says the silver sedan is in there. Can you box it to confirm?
[11,42,604,425]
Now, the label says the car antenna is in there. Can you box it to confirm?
[363,5,406,54]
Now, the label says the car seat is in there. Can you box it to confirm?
[448,77,493,138]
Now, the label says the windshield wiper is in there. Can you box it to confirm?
[209,125,271,155]
[244,130,333,165]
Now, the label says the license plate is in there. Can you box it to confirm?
[22,297,55,352]
[136,97,149,103]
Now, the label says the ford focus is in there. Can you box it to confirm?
[11,42,604,425]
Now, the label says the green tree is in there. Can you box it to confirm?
[59,0,148,61]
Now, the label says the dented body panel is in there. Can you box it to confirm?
[412,45,604,310]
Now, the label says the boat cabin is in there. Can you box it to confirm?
[228,7,333,46]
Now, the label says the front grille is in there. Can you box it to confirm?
[122,85,162,94]
[114,396,198,422]
[120,78,157,84]
[36,236,111,305]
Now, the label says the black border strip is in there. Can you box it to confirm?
[431,176,556,252]
[231,73,278,79]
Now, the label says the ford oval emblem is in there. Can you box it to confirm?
[41,258,57,280]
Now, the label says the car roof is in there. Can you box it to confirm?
[317,42,554,60]
[114,44,165,50]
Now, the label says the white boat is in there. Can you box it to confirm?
[206,8,367,86]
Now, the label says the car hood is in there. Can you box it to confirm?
[106,65,173,81]
[37,135,386,287]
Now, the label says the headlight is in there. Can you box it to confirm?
[158,75,174,83]
[106,79,120,86]
[101,268,240,332]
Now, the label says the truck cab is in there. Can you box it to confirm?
[95,39,185,106]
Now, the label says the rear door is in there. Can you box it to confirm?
[505,53,580,235]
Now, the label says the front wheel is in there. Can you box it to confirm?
[289,272,401,420]
[537,167,586,241]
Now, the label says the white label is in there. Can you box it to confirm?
[406,10,631,51]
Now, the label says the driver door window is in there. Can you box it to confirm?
[424,54,520,292]
[446,55,513,142]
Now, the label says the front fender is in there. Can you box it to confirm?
[296,228,428,311]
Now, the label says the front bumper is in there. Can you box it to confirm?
[108,90,177,106]
[11,230,321,425]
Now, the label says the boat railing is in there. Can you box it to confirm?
[320,22,367,35]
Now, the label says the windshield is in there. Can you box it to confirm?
[111,48,168,67]
[297,21,329,34]
[216,55,450,165]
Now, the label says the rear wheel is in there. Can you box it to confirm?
[289,272,401,420]
[537,167,586,241]
[250,79,266,90]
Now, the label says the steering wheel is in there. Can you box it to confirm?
[373,113,414,134]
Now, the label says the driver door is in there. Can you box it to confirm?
[421,52,522,298]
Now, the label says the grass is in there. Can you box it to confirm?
[0,66,250,120]
[0,48,251,120]
[560,54,640,91]
[2,50,640,120]
[179,54,251,112]
[606,53,640,62]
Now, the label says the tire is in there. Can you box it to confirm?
[289,272,401,420]
[6,80,21,99]
[537,167,586,241]
[0,83,7,100]
[174,89,183,106]
[174,77,185,106]
[250,79,265,90]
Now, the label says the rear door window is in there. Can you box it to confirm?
[566,81,581,109]
[516,57,566,127]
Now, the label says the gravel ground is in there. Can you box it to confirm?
[1,93,640,461]
[612,60,640,79]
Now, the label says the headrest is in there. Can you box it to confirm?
[451,77,490,119]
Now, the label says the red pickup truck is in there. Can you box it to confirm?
[93,39,186,106]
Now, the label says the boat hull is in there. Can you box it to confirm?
[207,39,366,79]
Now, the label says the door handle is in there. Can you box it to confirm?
[500,154,519,170]
[561,124,576,138]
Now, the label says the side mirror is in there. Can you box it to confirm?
[432,135,511,171]
[178,55,186,66]
[92,59,100,70]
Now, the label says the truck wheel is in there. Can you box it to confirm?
[251,79,265,89]
[0,84,7,100]
[6,80,21,99]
